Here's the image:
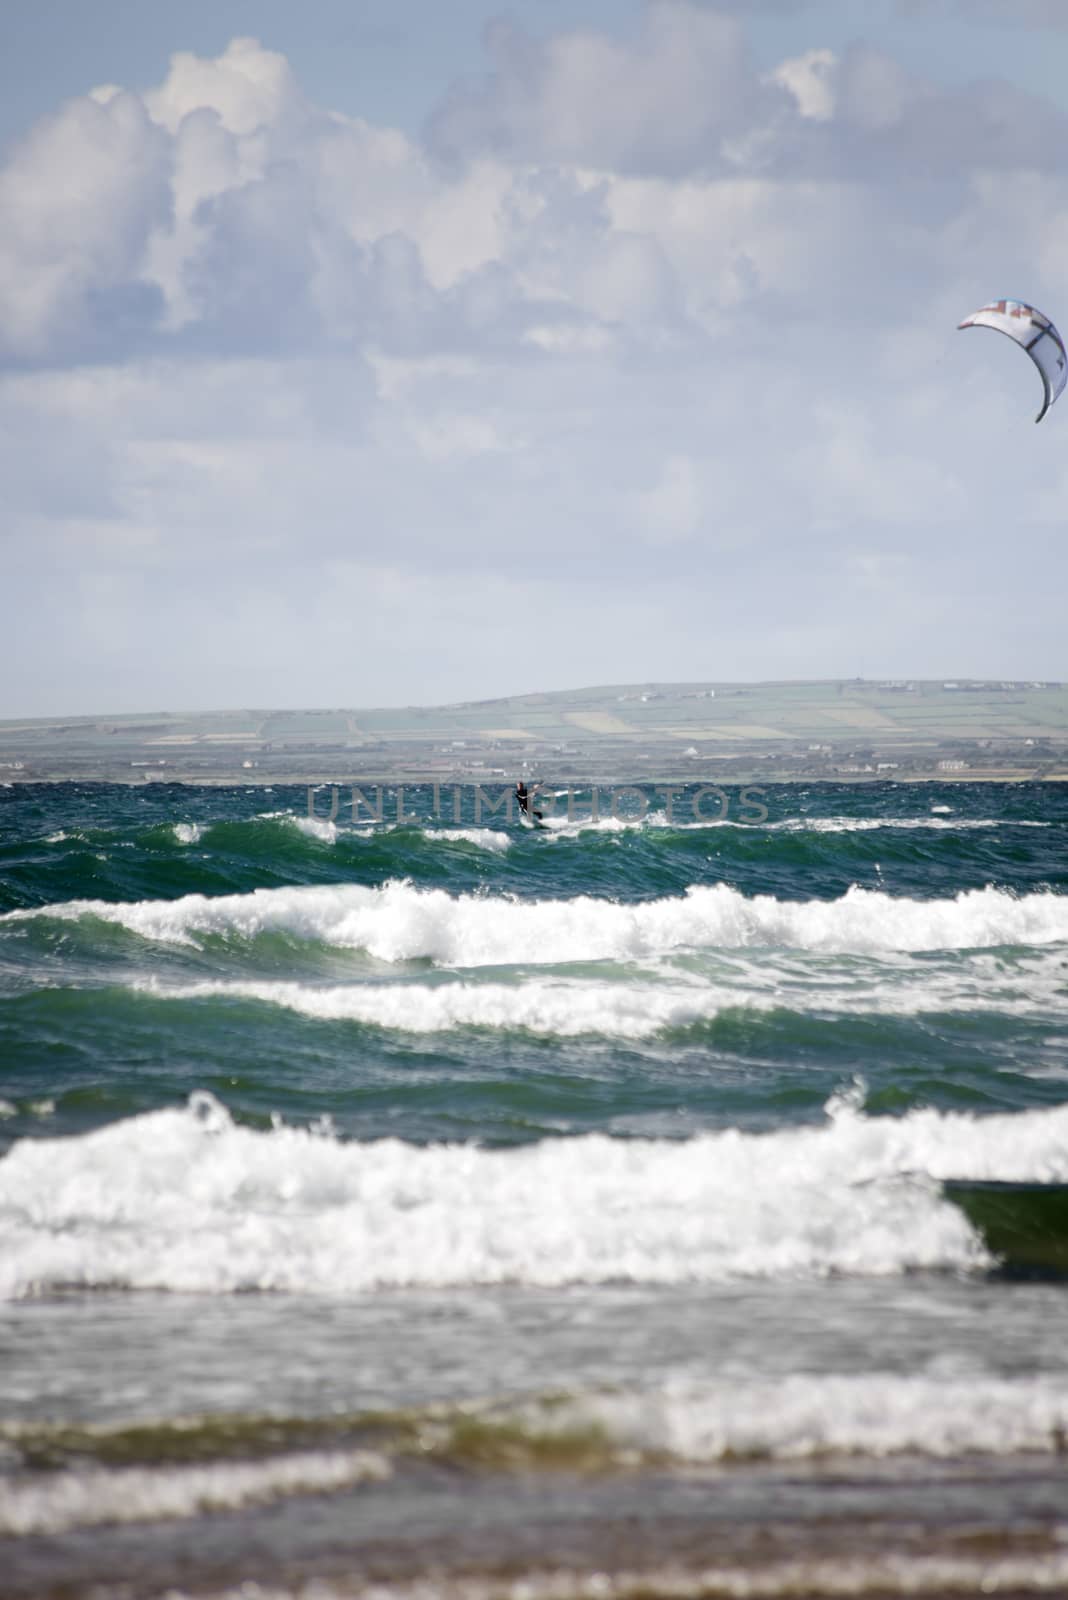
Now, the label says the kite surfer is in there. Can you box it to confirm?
[516,781,543,823]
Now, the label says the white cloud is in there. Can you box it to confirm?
[3,7,1068,715]
[143,36,302,137]
[768,48,837,122]
[428,2,775,176]
[0,91,170,358]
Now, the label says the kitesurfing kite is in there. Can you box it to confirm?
[957,299,1067,423]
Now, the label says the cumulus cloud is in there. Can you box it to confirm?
[0,90,170,360]
[428,3,776,176]
[768,49,837,121]
[430,9,1068,184]
[143,35,303,136]
[3,11,1067,367]
[2,5,1068,714]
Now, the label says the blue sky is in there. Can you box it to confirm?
[2,0,1067,714]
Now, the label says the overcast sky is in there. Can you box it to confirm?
[3,0,1067,717]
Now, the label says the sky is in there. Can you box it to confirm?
[2,0,1068,717]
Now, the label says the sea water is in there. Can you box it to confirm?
[2,781,1067,1597]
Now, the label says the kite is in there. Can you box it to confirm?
[957,299,1066,423]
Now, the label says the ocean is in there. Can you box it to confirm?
[1,779,1067,1599]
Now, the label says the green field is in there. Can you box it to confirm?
[1,679,1065,782]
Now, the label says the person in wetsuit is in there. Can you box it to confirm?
[515,781,543,822]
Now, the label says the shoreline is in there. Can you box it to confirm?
[3,770,1067,787]
[5,1452,1068,1599]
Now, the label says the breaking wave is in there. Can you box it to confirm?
[5,1087,1068,1299]
[5,881,1066,964]
[128,948,1068,1036]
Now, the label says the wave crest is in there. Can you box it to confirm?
[6,1090,1068,1299]
[6,881,1066,964]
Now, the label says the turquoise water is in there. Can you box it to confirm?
[2,780,1068,1595]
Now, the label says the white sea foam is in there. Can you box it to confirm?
[18,1372,1060,1540]
[419,826,511,853]
[679,814,1045,834]
[252,809,339,844]
[173,823,203,845]
[770,815,1009,833]
[534,813,641,836]
[6,1089,1068,1300]
[0,1448,389,1537]
[531,809,1047,835]
[165,1551,1068,1599]
[289,815,338,844]
[250,811,511,853]
[6,881,1067,964]
[131,948,1068,1036]
[136,975,729,1036]
[543,1371,1068,1462]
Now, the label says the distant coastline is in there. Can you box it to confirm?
[2,678,1067,784]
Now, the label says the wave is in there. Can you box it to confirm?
[504,1374,1068,1464]
[258,810,512,852]
[759,815,1046,833]
[6,1357,1068,1579]
[129,950,1068,1036]
[29,811,513,861]
[0,1447,389,1537]
[499,806,1051,837]
[274,812,338,844]
[142,1554,1068,1600]
[6,881,1066,965]
[418,826,512,853]
[31,804,1053,855]
[6,1369,1068,1540]
[5,1088,1068,1298]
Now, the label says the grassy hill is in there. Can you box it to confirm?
[2,679,1066,782]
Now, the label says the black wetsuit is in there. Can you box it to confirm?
[516,783,542,821]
